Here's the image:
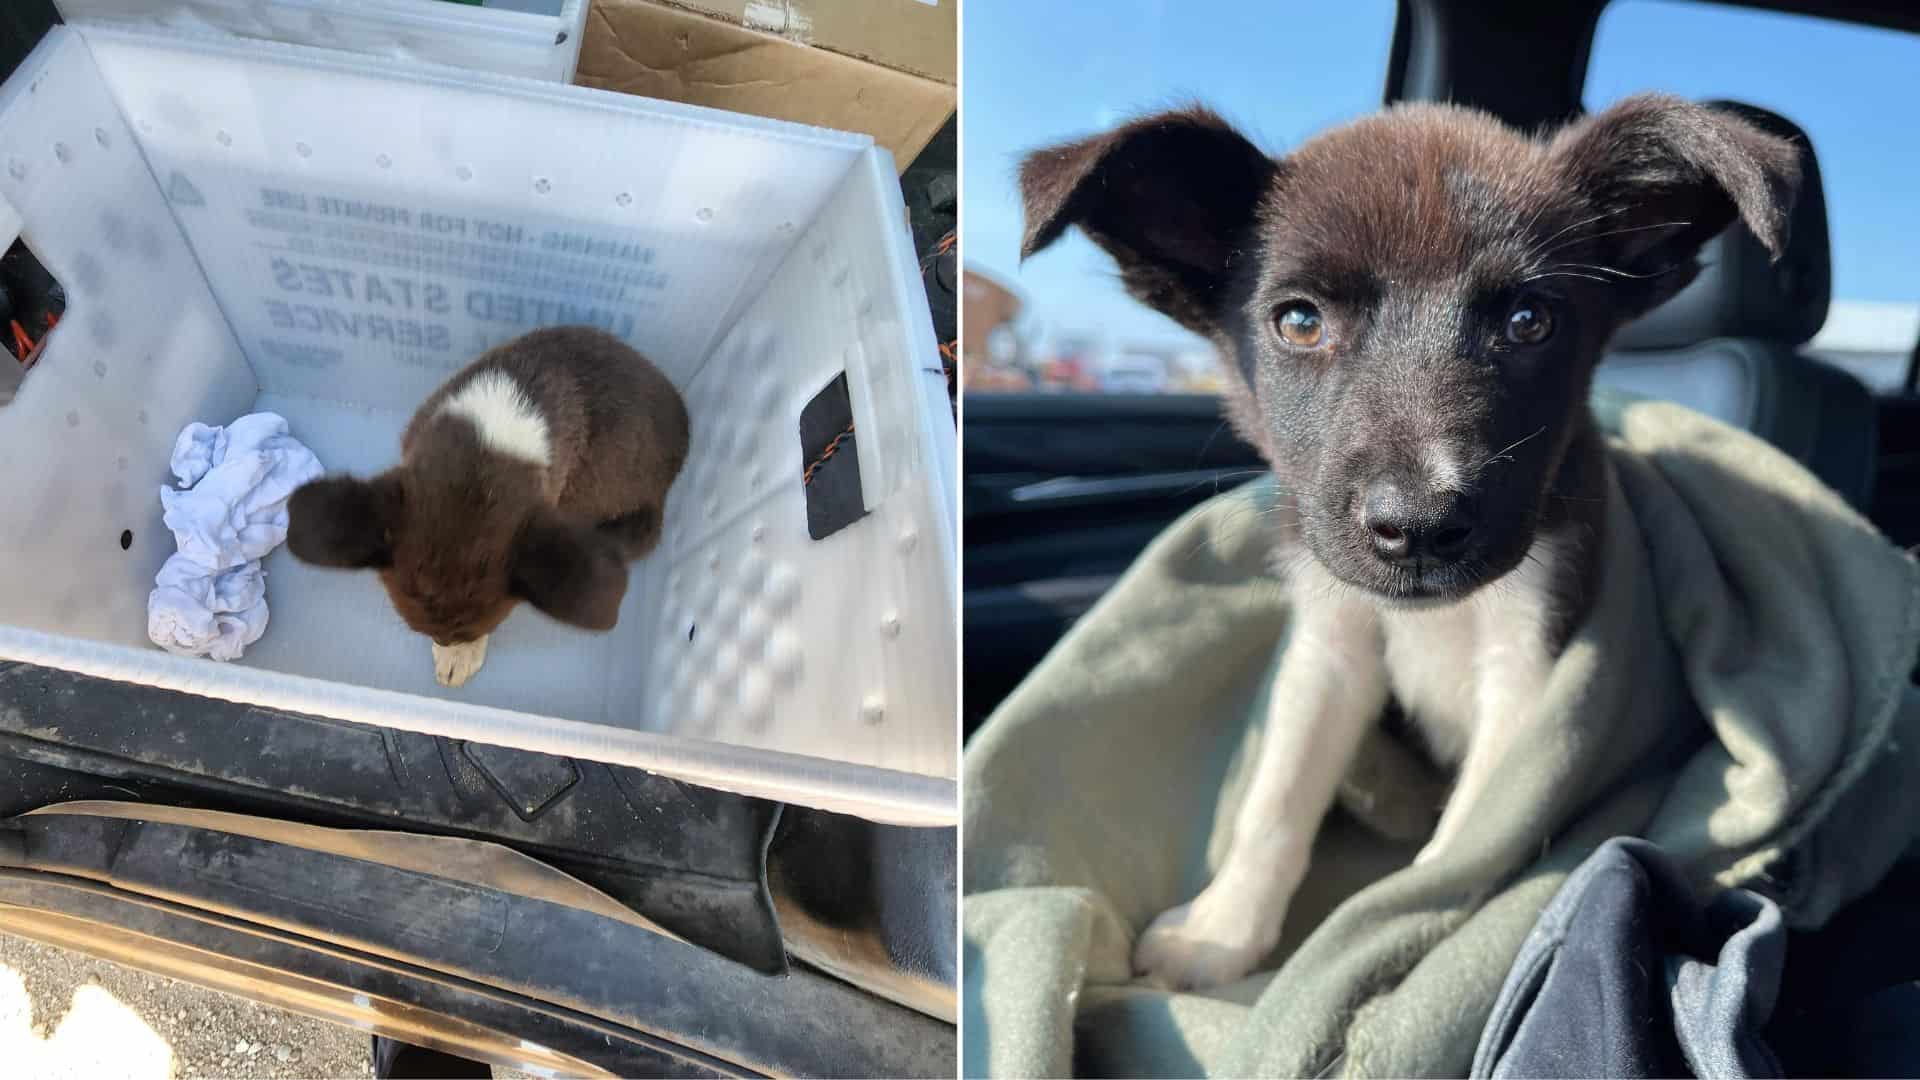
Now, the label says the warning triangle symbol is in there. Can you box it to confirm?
[166,170,204,207]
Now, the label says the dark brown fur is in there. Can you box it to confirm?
[287,325,690,644]
[1020,94,1800,630]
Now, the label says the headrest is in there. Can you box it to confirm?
[1610,101,1830,351]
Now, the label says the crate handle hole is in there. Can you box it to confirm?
[0,235,67,408]
[798,372,868,541]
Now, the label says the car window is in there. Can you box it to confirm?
[1587,0,1920,393]
[959,1,1397,395]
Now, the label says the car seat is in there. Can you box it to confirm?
[1593,101,1877,510]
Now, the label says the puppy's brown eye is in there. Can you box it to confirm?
[1275,302,1325,348]
[1506,296,1555,346]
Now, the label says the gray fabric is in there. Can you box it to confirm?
[1668,892,1783,1079]
[1473,837,1786,1079]
[964,400,1920,1078]
[1596,342,1765,431]
[1594,345,1878,511]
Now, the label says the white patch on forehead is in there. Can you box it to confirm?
[439,370,550,467]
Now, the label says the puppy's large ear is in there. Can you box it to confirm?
[1551,94,1802,316]
[1020,108,1277,334]
[286,474,401,569]
[510,510,629,632]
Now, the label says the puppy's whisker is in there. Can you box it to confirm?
[1541,261,1687,282]
[1529,207,1626,258]
[1188,494,1305,560]
[1197,420,1232,460]
[1549,262,1643,279]
[1538,218,1695,259]
[1474,427,1548,478]
[1521,271,1613,286]
[1571,218,1695,243]
[1178,468,1271,497]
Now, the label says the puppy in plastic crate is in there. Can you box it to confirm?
[286,325,689,688]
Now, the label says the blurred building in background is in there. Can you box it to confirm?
[961,268,1032,391]
[961,265,1227,395]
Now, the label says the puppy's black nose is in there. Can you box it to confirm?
[1362,479,1477,564]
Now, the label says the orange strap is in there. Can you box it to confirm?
[802,422,856,487]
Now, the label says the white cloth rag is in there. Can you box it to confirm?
[147,412,323,660]
[148,555,269,662]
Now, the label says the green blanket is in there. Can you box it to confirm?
[963,399,1920,1078]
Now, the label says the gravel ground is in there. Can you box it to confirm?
[1,930,377,1079]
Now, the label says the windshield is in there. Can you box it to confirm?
[1588,0,1920,391]
[960,0,1397,395]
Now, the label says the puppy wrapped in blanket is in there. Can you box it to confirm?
[286,325,689,688]
[1018,94,1801,989]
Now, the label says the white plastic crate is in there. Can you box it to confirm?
[56,0,590,83]
[0,25,957,825]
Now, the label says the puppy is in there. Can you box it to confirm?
[1019,95,1800,989]
[287,325,689,688]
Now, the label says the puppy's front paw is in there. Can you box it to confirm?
[1133,882,1287,991]
[433,636,489,687]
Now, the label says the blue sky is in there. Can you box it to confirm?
[963,0,1920,354]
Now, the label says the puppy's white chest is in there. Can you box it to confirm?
[1382,608,1482,764]
[1377,538,1566,766]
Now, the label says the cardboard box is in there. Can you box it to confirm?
[578,0,954,171]
[667,0,954,84]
